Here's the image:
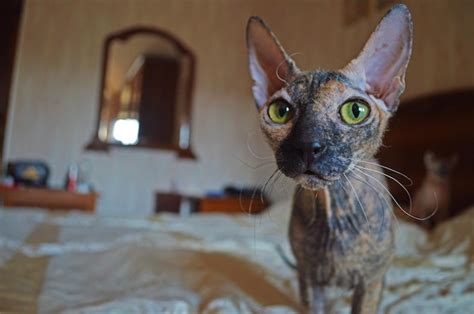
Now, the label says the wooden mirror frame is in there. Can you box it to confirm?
[86,26,196,159]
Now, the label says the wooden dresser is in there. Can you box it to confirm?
[155,192,268,215]
[198,196,267,214]
[0,187,97,212]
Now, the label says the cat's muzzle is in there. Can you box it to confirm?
[276,142,350,189]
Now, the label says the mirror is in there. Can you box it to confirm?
[87,27,196,159]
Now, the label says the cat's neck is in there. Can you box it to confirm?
[425,172,450,185]
[293,169,392,236]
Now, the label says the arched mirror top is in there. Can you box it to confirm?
[87,26,196,159]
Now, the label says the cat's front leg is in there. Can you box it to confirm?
[296,266,309,308]
[351,278,384,314]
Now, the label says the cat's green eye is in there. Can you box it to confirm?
[340,100,370,125]
[268,101,294,124]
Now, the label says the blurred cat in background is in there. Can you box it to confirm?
[413,152,457,228]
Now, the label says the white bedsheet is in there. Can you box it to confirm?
[1,202,473,313]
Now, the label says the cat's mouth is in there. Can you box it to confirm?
[303,169,340,181]
[296,171,340,189]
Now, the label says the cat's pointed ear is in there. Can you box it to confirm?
[343,4,413,112]
[246,17,299,108]
[424,151,435,167]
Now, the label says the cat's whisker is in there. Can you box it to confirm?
[276,171,291,194]
[244,182,260,216]
[275,52,304,86]
[263,174,290,230]
[352,164,413,214]
[243,186,260,260]
[264,170,284,202]
[343,173,370,226]
[248,168,277,253]
[275,60,289,86]
[243,169,275,216]
[348,170,400,229]
[353,168,437,221]
[259,168,280,208]
[246,132,274,160]
[288,52,304,59]
[352,167,408,218]
[346,156,412,224]
[234,155,276,170]
[350,158,413,186]
[271,175,285,194]
[260,170,294,230]
[431,191,440,219]
[272,171,294,195]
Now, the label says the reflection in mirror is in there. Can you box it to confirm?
[87,27,196,159]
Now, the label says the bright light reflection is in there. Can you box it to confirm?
[112,119,139,145]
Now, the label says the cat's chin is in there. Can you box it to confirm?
[296,173,339,190]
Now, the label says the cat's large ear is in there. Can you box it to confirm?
[343,4,413,113]
[246,17,299,108]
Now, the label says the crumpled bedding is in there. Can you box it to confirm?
[0,202,473,313]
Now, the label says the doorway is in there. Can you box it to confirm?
[0,0,24,164]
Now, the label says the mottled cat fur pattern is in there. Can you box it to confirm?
[246,4,413,314]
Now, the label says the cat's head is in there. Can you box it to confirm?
[246,4,413,190]
[424,152,457,179]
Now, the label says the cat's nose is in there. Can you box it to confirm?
[309,142,325,156]
[297,142,326,163]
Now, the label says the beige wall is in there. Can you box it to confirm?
[6,0,474,215]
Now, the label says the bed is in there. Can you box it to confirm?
[1,201,473,313]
